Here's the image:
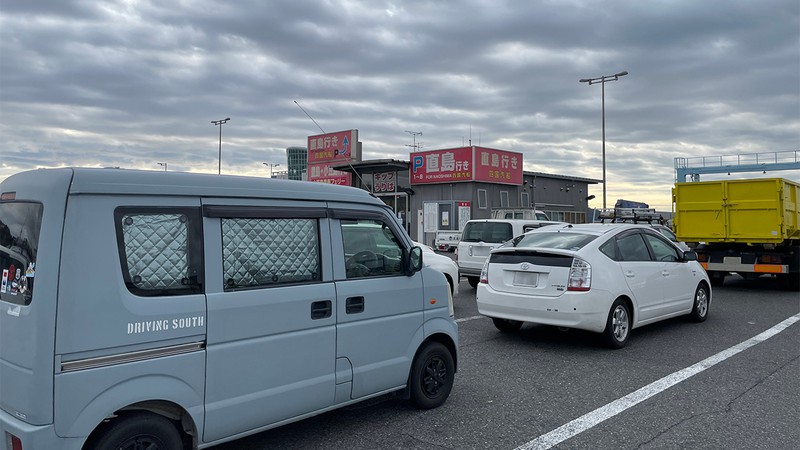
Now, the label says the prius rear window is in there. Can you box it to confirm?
[0,202,43,306]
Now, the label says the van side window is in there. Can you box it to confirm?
[221,218,321,290]
[115,208,203,296]
[0,201,42,306]
[341,219,404,279]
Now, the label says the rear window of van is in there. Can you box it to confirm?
[461,222,513,243]
[0,202,43,306]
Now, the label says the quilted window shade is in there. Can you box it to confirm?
[121,213,189,290]
[221,218,321,289]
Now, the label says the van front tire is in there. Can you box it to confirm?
[86,411,184,450]
[409,341,455,410]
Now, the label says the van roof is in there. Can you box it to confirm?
[9,167,385,206]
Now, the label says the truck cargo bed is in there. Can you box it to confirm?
[674,178,800,244]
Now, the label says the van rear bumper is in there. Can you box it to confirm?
[0,408,82,450]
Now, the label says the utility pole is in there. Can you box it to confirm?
[579,71,628,209]
[211,117,231,174]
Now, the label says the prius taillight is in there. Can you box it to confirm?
[567,257,591,291]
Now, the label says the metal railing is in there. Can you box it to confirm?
[674,150,800,181]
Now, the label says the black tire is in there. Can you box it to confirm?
[409,341,455,410]
[467,276,479,288]
[780,273,800,291]
[689,283,710,322]
[602,299,631,349]
[86,411,184,450]
[709,271,725,287]
[492,318,523,333]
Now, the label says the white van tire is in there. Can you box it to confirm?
[86,412,184,450]
[409,341,455,410]
[467,276,479,288]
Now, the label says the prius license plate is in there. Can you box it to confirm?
[514,272,538,287]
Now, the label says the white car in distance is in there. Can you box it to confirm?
[476,223,711,348]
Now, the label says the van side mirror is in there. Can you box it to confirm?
[407,246,423,274]
[683,251,698,261]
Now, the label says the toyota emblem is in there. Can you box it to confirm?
[520,263,530,271]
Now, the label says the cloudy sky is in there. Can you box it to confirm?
[1,0,798,209]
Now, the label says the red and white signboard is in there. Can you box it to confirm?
[410,147,473,184]
[307,162,351,185]
[410,146,522,185]
[473,146,523,185]
[307,129,359,184]
[373,172,396,192]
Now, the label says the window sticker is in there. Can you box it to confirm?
[1,269,7,294]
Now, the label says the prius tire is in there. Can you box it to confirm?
[689,283,710,322]
[492,318,523,333]
[602,298,631,349]
[410,341,455,410]
[86,411,185,450]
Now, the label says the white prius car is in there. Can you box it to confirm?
[476,223,711,348]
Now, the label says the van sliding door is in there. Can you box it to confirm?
[201,202,336,443]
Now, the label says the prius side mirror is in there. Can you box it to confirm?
[407,246,423,274]
[683,251,698,261]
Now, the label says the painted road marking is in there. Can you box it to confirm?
[456,315,484,323]
[515,313,800,450]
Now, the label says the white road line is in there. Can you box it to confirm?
[456,315,485,323]
[515,313,800,450]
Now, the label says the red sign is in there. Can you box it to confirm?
[473,147,523,185]
[410,147,473,185]
[373,172,396,192]
[307,162,352,185]
[308,130,358,163]
[410,146,522,185]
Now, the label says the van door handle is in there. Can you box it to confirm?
[311,300,332,320]
[346,296,365,314]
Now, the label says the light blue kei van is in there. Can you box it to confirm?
[0,168,458,450]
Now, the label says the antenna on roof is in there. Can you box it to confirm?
[293,100,367,188]
[294,100,326,133]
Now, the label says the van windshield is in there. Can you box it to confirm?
[0,202,43,306]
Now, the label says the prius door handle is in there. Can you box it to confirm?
[625,271,635,278]
[311,300,332,320]
[346,296,365,314]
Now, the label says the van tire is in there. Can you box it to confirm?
[467,276,479,288]
[86,411,184,450]
[409,341,455,410]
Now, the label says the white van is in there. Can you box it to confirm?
[0,168,458,450]
[457,219,566,288]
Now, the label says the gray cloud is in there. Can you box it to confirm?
[1,0,798,209]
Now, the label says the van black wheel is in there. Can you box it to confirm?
[410,341,455,410]
[492,318,523,333]
[688,283,710,322]
[467,276,479,288]
[86,411,184,450]
[602,299,631,349]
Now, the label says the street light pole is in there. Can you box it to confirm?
[157,162,167,171]
[579,71,628,209]
[263,162,280,178]
[211,117,231,174]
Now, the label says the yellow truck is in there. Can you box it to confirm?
[673,178,800,288]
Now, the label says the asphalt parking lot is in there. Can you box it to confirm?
[213,273,799,450]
